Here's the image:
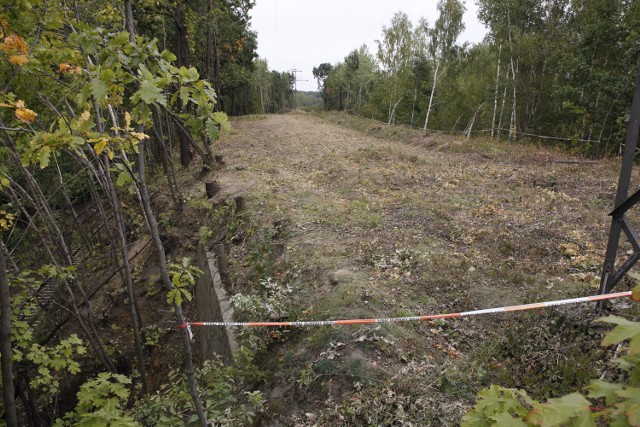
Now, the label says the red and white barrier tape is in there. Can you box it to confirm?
[179,291,634,329]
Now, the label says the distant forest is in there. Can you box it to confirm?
[104,0,639,156]
[313,0,640,156]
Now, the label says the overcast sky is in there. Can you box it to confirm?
[249,0,488,92]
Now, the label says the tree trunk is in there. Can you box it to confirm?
[11,160,116,372]
[170,113,212,166]
[101,154,148,394]
[152,107,180,205]
[410,86,417,127]
[465,103,484,138]
[206,0,213,82]
[136,141,207,427]
[0,244,18,427]
[174,4,194,167]
[124,0,135,42]
[497,67,510,141]
[509,63,517,140]
[212,29,222,110]
[424,61,439,131]
[259,80,265,114]
[507,11,517,141]
[387,80,397,125]
[491,45,502,139]
[390,96,404,126]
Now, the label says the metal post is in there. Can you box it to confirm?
[597,68,640,309]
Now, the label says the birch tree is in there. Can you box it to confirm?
[377,12,414,125]
[423,0,465,131]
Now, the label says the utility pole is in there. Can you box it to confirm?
[288,67,307,109]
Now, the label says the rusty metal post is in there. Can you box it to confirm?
[597,68,640,309]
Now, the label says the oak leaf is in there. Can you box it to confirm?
[1,34,28,54]
[8,54,28,66]
[15,105,37,123]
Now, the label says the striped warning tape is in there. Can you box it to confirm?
[179,291,634,329]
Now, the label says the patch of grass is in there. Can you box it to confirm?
[477,310,604,401]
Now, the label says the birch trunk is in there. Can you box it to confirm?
[507,11,517,140]
[497,67,510,141]
[424,61,439,131]
[491,45,502,139]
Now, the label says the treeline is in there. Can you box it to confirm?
[314,0,640,155]
[0,1,272,425]
[129,1,293,116]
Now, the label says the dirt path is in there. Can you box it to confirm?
[212,112,636,424]
[218,113,623,309]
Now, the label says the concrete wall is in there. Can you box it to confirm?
[195,242,237,364]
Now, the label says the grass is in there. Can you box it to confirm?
[203,111,640,425]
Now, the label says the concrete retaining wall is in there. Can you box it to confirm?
[195,242,237,364]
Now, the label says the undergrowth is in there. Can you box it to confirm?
[463,294,640,426]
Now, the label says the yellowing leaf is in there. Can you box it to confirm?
[92,137,108,155]
[8,54,28,66]
[124,111,132,130]
[79,110,90,121]
[0,210,15,231]
[131,131,149,140]
[15,107,37,123]
[59,63,83,75]
[2,34,28,52]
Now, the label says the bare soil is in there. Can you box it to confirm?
[203,112,640,425]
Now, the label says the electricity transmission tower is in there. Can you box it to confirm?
[288,67,307,109]
[597,68,640,309]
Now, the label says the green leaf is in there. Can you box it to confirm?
[135,79,165,106]
[571,411,596,427]
[91,78,109,102]
[491,412,528,426]
[461,411,492,427]
[111,31,130,47]
[115,170,133,188]
[627,403,640,426]
[587,380,623,406]
[177,66,199,82]
[38,146,51,169]
[598,316,640,348]
[212,111,230,131]
[528,393,591,427]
